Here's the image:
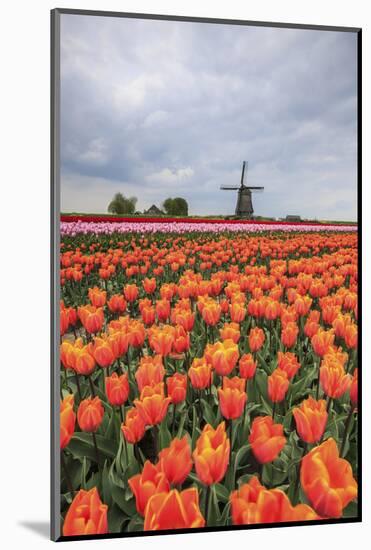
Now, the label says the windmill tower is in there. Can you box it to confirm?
[221,161,264,219]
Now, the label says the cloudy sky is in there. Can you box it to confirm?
[60,14,358,220]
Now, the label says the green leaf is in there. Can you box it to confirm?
[176,410,187,438]
[343,500,358,518]
[101,460,112,506]
[201,398,216,427]
[158,420,172,451]
[217,502,231,526]
[214,483,230,503]
[234,444,251,475]
[207,485,220,527]
[127,516,144,532]
[68,432,119,463]
[255,369,268,401]
[191,405,200,450]
[107,503,126,533]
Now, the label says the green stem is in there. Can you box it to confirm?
[88,375,95,397]
[92,432,100,465]
[315,358,320,399]
[340,405,355,457]
[204,485,211,525]
[172,403,177,436]
[294,442,307,503]
[119,406,129,465]
[75,372,82,400]
[61,451,74,494]
[153,425,159,459]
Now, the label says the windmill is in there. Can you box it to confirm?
[221,161,264,218]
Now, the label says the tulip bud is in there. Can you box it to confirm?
[77,396,104,433]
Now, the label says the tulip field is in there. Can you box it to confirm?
[59,219,359,537]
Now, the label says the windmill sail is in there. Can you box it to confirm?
[220,161,264,218]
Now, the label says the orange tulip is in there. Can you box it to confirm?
[220,322,240,343]
[301,438,357,518]
[107,294,126,314]
[156,299,171,322]
[230,302,246,323]
[277,351,301,380]
[134,383,172,427]
[148,325,175,356]
[60,394,76,449]
[88,286,107,307]
[248,327,265,353]
[173,325,191,353]
[193,422,230,485]
[201,300,221,326]
[105,372,129,406]
[74,345,96,376]
[218,376,247,420]
[60,308,70,336]
[121,407,146,444]
[293,295,312,317]
[77,396,104,433]
[344,324,358,349]
[124,284,138,303]
[239,353,257,379]
[63,487,108,536]
[293,397,328,443]
[60,341,77,371]
[304,320,320,339]
[67,309,79,328]
[141,306,156,326]
[91,337,115,368]
[139,297,152,313]
[144,488,205,530]
[281,322,299,348]
[264,299,281,321]
[78,305,104,334]
[249,416,286,464]
[129,460,170,516]
[143,277,157,294]
[268,368,289,403]
[311,328,335,357]
[159,436,193,485]
[204,339,239,376]
[135,355,165,393]
[188,358,213,389]
[332,313,352,339]
[230,476,318,525]
[320,361,352,399]
[171,309,195,331]
[166,373,187,404]
[127,320,146,348]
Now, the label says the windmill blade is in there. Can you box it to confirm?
[241,161,247,186]
[220,186,240,190]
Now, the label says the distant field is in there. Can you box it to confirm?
[61,212,357,226]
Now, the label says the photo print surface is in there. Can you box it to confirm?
[52,9,360,541]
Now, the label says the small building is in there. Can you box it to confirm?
[144,204,164,216]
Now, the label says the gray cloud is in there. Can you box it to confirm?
[60,14,357,220]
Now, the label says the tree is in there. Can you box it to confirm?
[162,197,188,216]
[108,193,137,215]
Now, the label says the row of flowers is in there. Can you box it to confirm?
[60,220,357,236]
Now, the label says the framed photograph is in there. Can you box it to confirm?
[51,8,361,542]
